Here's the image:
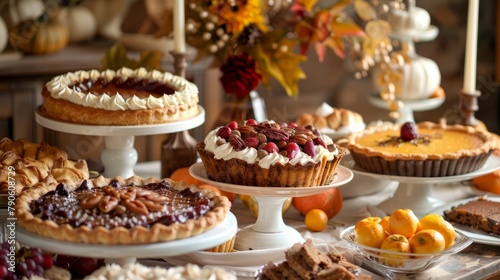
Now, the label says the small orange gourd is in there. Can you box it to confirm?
[292,188,343,219]
[9,14,69,54]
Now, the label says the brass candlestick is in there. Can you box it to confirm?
[170,50,188,78]
[458,90,481,127]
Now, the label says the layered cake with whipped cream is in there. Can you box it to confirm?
[196,120,345,187]
[41,67,199,125]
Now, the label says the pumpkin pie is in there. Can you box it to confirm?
[346,121,497,177]
[16,176,230,244]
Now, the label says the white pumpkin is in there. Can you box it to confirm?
[373,55,441,100]
[397,56,441,100]
[389,7,431,32]
[8,0,45,25]
[0,16,7,53]
[56,6,97,43]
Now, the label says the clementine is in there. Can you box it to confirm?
[354,217,382,234]
[409,229,445,254]
[355,222,387,248]
[417,214,456,248]
[305,209,329,232]
[379,216,392,235]
[292,188,343,219]
[380,234,411,266]
[388,209,419,239]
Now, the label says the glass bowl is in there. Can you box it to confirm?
[340,226,473,273]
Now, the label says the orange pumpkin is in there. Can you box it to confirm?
[10,15,69,54]
[292,188,343,219]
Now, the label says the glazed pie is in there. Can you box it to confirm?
[0,138,89,194]
[346,121,497,177]
[16,176,231,244]
[41,67,200,125]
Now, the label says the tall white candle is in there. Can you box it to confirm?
[173,0,186,53]
[463,0,479,94]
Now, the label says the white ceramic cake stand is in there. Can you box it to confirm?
[35,106,205,178]
[189,163,353,251]
[368,94,445,124]
[17,212,237,266]
[342,154,500,217]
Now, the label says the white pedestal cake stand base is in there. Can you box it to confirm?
[343,154,500,217]
[368,94,445,124]
[35,106,205,178]
[17,212,237,265]
[190,163,353,250]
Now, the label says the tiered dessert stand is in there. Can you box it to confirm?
[35,106,205,178]
[190,163,354,250]
[370,2,443,124]
[24,106,240,264]
[342,154,500,217]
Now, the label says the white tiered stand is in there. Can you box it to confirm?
[35,106,205,178]
[190,163,354,250]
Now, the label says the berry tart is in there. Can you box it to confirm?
[40,67,199,125]
[16,176,231,244]
[196,120,346,187]
[346,121,497,177]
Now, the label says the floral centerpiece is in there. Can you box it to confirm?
[184,0,367,99]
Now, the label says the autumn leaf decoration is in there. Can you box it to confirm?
[101,43,164,71]
[185,0,367,97]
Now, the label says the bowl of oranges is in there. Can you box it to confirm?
[340,209,473,273]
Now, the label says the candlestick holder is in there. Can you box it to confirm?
[458,90,481,127]
[170,50,188,78]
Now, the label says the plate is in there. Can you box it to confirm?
[340,225,472,273]
[189,163,353,197]
[17,212,238,258]
[430,197,500,246]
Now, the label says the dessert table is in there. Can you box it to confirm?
[134,162,500,280]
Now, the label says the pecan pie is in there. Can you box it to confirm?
[16,176,231,244]
[0,137,89,194]
[196,120,345,187]
[346,121,497,177]
[41,67,199,125]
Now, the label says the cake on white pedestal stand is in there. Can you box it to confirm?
[342,154,500,217]
[190,163,353,250]
[35,106,205,178]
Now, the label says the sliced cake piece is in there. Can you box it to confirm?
[443,197,500,236]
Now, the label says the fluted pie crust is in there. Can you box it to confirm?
[346,122,497,177]
[16,176,231,244]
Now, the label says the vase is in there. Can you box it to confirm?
[213,91,267,128]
